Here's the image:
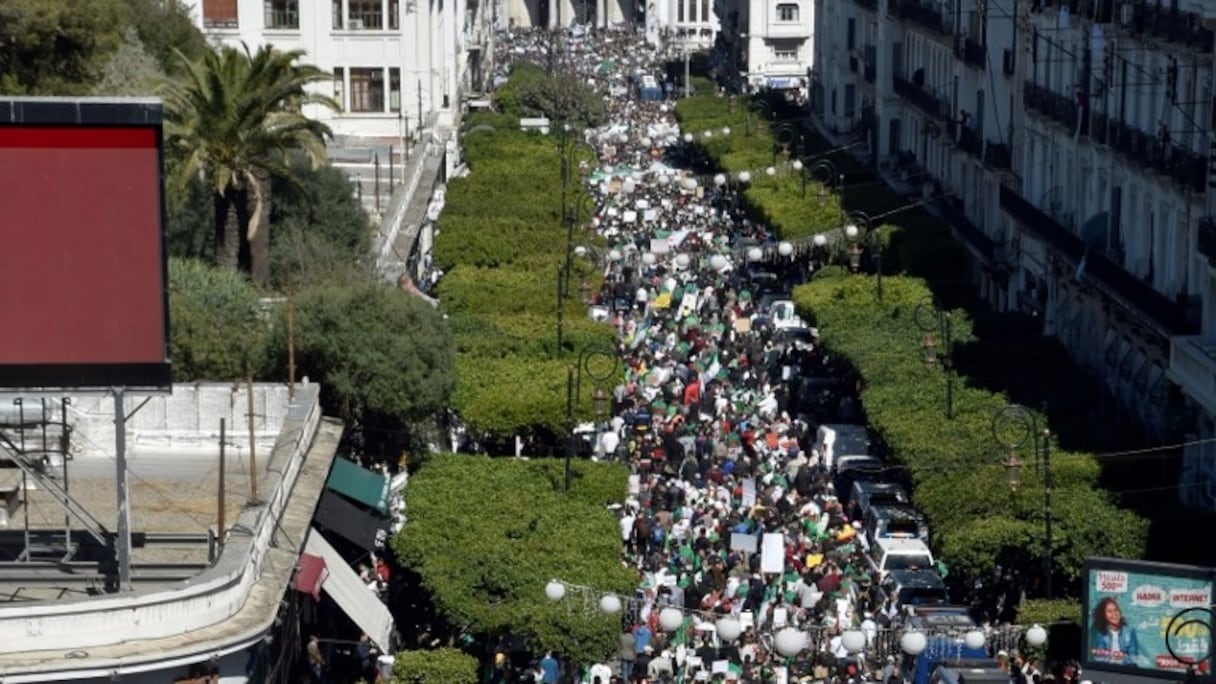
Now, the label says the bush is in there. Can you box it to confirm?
[392,455,636,664]
[168,257,268,382]
[791,276,1147,589]
[436,72,616,440]
[391,647,478,684]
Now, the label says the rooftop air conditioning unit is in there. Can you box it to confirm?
[349,18,365,29]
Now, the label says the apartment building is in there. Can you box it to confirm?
[505,0,634,28]
[812,0,1216,508]
[191,0,492,139]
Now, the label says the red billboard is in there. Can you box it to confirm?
[0,99,170,389]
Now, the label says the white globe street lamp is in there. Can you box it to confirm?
[778,241,793,257]
[599,595,622,614]
[845,224,860,239]
[682,177,698,191]
[641,137,653,148]
[607,249,623,262]
[574,245,588,258]
[792,159,804,171]
[900,630,927,656]
[747,247,764,263]
[964,630,987,651]
[1025,624,1048,648]
[545,580,566,602]
[703,130,713,138]
[738,170,752,184]
[813,234,828,247]
[674,253,691,269]
[714,173,727,187]
[716,618,743,643]
[710,254,729,271]
[683,133,693,143]
[641,252,657,266]
[722,126,731,136]
[765,166,777,177]
[658,607,684,633]
[841,629,867,654]
[774,628,808,658]
[656,174,670,186]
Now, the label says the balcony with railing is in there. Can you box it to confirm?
[1091,115,1209,193]
[898,0,951,37]
[1023,81,1083,133]
[893,74,947,119]
[960,38,986,70]
[1129,3,1215,53]
[999,185,1196,336]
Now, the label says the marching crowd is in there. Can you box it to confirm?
[491,25,937,684]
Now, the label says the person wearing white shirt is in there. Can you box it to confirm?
[589,661,612,683]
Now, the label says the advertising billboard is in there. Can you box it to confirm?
[0,98,170,389]
[1083,557,1214,678]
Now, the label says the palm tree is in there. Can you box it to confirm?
[162,43,336,286]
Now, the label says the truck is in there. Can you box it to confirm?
[905,607,1003,684]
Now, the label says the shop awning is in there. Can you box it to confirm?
[294,553,328,600]
[314,490,384,551]
[326,458,389,514]
[305,527,396,651]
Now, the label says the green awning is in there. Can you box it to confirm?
[326,458,389,514]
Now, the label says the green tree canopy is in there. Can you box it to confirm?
[269,280,455,422]
[0,0,128,95]
[791,276,1147,590]
[168,257,269,382]
[161,42,336,285]
[392,454,635,664]
[391,648,478,684]
[269,161,372,288]
[514,69,608,128]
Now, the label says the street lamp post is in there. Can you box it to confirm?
[914,297,955,420]
[992,403,1054,600]
[843,210,881,301]
[556,127,599,299]
[564,344,620,490]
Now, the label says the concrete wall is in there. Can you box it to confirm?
[2,383,312,459]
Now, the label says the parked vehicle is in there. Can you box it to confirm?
[905,607,1000,684]
[864,503,930,543]
[816,423,872,470]
[866,536,934,578]
[881,569,950,608]
[833,455,885,504]
[766,300,807,332]
[849,481,910,520]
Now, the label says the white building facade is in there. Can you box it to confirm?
[812,0,1216,509]
[191,0,492,139]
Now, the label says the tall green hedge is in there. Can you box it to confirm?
[791,277,1147,587]
[392,454,636,664]
[675,92,1148,601]
[436,70,614,439]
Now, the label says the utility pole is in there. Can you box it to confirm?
[1043,428,1053,600]
[245,363,260,505]
[287,283,296,401]
[217,418,226,549]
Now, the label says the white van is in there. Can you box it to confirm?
[815,423,872,469]
[867,537,935,579]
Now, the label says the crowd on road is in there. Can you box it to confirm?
[491,26,924,684]
[484,25,1052,684]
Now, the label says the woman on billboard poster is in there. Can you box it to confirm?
[1090,597,1142,666]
